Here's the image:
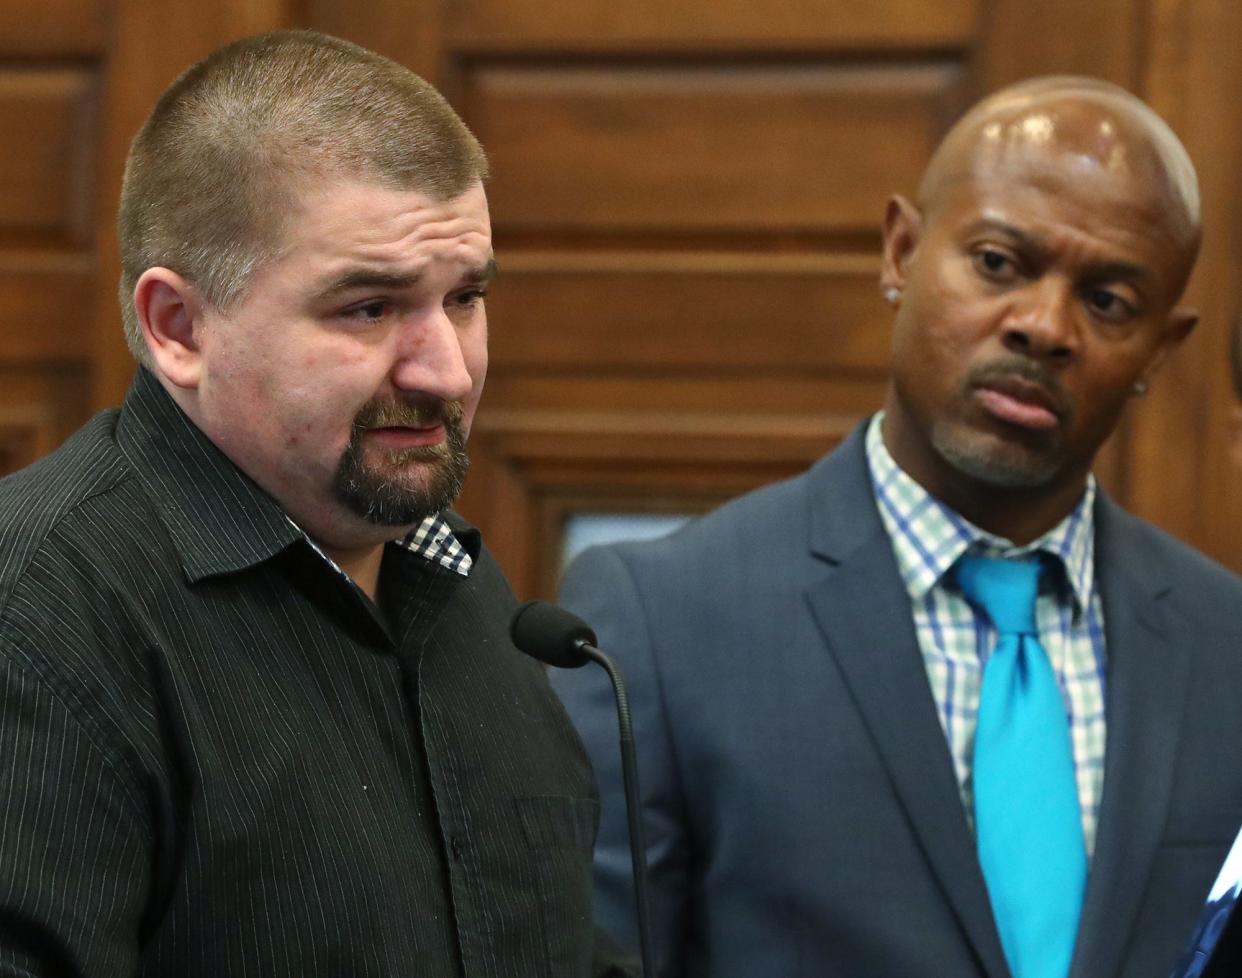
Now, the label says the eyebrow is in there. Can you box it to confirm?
[317,255,499,297]
[966,219,1152,284]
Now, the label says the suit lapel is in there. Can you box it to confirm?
[800,431,1011,978]
[1069,497,1189,978]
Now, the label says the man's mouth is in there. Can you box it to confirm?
[972,375,1064,432]
[364,423,448,450]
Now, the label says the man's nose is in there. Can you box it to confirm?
[390,307,475,402]
[1001,280,1079,364]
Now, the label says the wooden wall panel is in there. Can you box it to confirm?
[980,0,1140,89]
[0,69,98,243]
[0,0,106,56]
[1123,0,1242,567]
[0,0,1236,597]
[462,408,856,595]
[0,366,90,477]
[488,254,889,372]
[0,257,94,362]
[0,0,105,478]
[468,65,964,233]
[450,0,978,51]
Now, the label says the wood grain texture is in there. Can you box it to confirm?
[460,407,858,596]
[306,0,443,83]
[979,0,1142,89]
[486,252,891,372]
[449,0,978,52]
[1122,0,1242,570]
[0,0,1222,588]
[0,366,90,476]
[0,255,94,361]
[0,0,106,57]
[467,64,965,233]
[0,69,99,244]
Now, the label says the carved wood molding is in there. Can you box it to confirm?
[462,407,862,597]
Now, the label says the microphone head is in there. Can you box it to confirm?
[510,600,598,669]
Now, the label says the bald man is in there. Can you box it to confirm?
[553,78,1242,978]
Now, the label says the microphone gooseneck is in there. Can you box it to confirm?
[510,600,657,978]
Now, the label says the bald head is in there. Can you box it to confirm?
[878,75,1204,539]
[918,77,1200,286]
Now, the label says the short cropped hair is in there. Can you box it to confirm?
[117,30,488,364]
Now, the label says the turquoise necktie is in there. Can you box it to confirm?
[957,554,1087,978]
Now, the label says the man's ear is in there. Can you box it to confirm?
[880,194,923,297]
[134,268,206,390]
[1135,305,1199,393]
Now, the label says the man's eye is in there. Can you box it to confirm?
[973,249,1016,280]
[451,289,487,308]
[1085,288,1134,322]
[344,300,388,321]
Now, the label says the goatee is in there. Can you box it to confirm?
[333,397,470,526]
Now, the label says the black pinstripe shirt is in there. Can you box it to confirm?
[0,369,630,978]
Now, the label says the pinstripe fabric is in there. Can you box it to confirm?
[0,369,630,978]
[864,415,1108,855]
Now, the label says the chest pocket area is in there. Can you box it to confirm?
[516,795,601,978]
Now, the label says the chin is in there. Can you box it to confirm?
[933,425,1063,489]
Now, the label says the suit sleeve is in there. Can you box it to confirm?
[553,544,691,978]
[0,649,149,978]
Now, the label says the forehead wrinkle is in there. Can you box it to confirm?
[312,249,495,299]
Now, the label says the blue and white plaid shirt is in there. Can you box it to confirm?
[401,514,474,577]
[296,513,474,580]
[865,415,1107,855]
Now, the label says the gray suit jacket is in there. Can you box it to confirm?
[553,424,1242,978]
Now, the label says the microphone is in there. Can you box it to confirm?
[510,600,657,978]
[510,598,598,668]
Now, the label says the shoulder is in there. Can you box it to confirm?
[566,432,867,585]
[1096,497,1242,625]
[0,411,136,609]
[559,434,876,648]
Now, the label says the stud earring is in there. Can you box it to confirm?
[1132,380,1148,396]
[883,287,901,306]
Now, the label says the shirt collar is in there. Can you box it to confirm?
[865,413,1096,614]
[116,368,473,582]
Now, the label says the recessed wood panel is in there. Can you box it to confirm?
[488,252,891,371]
[466,64,965,234]
[0,0,106,56]
[459,407,860,597]
[0,257,96,360]
[450,0,978,52]
[479,374,887,419]
[0,69,98,243]
[0,366,90,475]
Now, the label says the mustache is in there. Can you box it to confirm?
[965,357,1072,418]
[352,398,465,431]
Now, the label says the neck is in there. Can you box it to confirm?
[879,412,1089,546]
[937,482,1086,545]
[320,543,385,602]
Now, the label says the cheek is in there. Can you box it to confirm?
[461,329,489,423]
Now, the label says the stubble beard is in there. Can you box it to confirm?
[333,398,470,527]
[931,358,1073,489]
[931,423,1063,488]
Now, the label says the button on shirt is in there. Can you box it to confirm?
[0,368,618,978]
[865,415,1108,854]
